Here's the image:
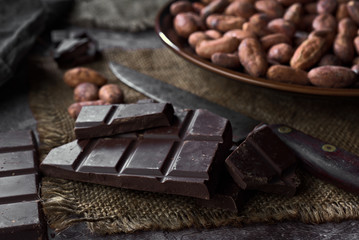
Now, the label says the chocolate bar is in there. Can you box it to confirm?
[225,124,299,195]
[41,109,232,199]
[74,103,175,139]
[0,130,46,240]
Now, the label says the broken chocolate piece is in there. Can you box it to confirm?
[74,102,175,139]
[53,32,100,67]
[41,109,232,200]
[195,171,249,212]
[0,130,46,240]
[254,165,301,197]
[225,124,299,195]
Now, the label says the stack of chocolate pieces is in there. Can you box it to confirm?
[40,102,300,213]
[226,124,300,197]
[0,131,47,240]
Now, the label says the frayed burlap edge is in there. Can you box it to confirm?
[40,178,242,234]
[39,168,359,234]
[239,169,359,225]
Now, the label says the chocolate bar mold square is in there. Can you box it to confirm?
[0,201,44,240]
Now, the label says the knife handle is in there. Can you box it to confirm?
[269,124,359,195]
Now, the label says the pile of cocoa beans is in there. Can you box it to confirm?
[63,67,124,119]
[171,0,359,88]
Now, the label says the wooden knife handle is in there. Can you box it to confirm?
[269,124,359,195]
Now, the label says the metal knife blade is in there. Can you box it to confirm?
[109,62,259,142]
[109,61,359,196]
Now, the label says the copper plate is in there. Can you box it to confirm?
[154,0,359,97]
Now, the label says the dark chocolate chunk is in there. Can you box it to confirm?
[254,165,301,197]
[0,130,46,240]
[225,124,299,195]
[0,201,45,240]
[41,109,233,200]
[0,174,38,204]
[74,102,175,139]
[53,32,100,67]
[195,171,249,212]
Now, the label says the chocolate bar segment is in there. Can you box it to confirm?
[0,174,38,204]
[74,102,175,139]
[0,130,46,240]
[0,131,35,153]
[0,201,44,240]
[41,109,232,199]
[225,124,298,195]
[0,151,37,177]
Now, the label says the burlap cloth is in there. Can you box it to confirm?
[28,47,359,235]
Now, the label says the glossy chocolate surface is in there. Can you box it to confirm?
[0,201,44,240]
[225,124,298,195]
[0,130,35,153]
[0,130,46,240]
[0,150,37,177]
[74,102,174,139]
[0,174,38,204]
[42,109,232,200]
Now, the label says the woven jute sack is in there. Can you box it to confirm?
[28,48,359,234]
